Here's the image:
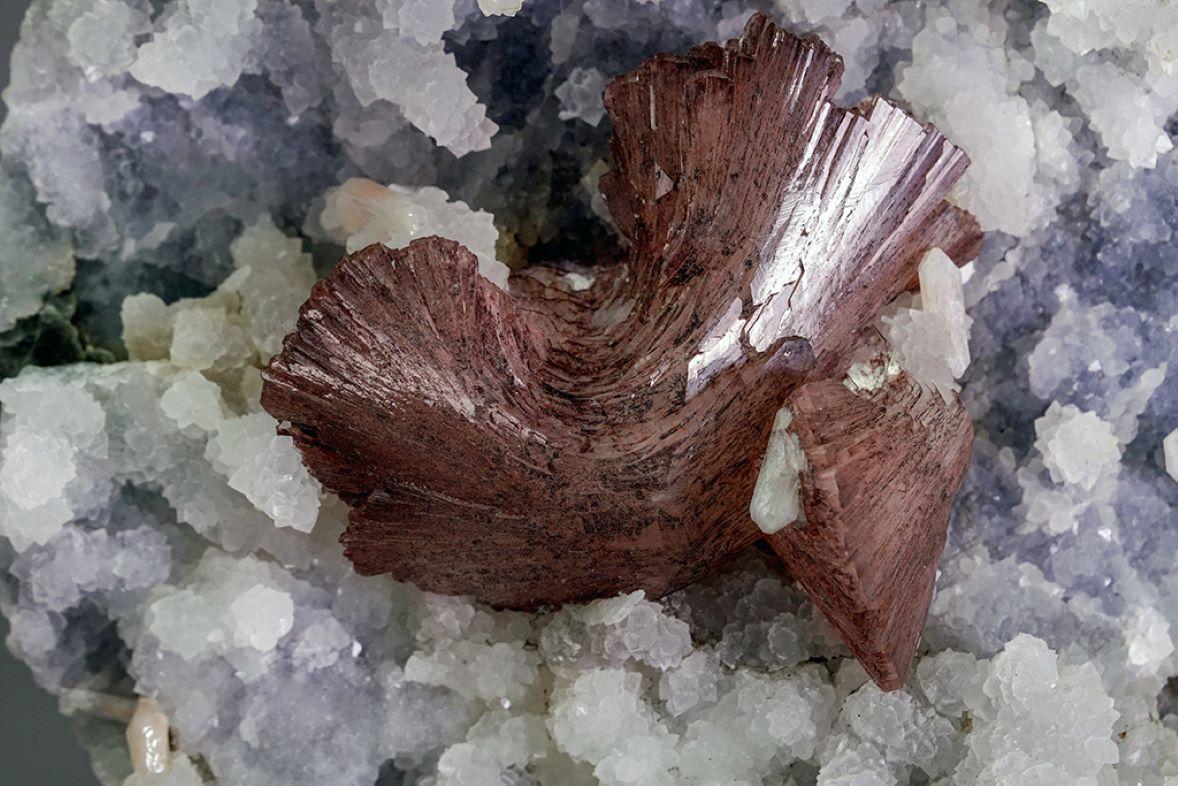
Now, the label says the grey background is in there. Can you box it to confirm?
[2,0,104,782]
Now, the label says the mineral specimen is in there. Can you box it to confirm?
[261,14,980,690]
[125,698,170,776]
[764,372,973,688]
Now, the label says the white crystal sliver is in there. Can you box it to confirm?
[749,407,808,534]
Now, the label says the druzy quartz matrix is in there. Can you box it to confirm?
[0,1,1175,786]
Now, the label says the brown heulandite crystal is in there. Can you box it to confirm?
[765,370,974,688]
[261,13,980,690]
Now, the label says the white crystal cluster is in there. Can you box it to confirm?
[880,247,973,400]
[1,1,1176,785]
[555,67,609,127]
[1,217,322,560]
[130,0,262,101]
[894,4,1082,237]
[318,177,509,289]
[0,171,75,331]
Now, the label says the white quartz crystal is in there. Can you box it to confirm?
[658,651,720,717]
[159,371,226,432]
[67,0,150,76]
[1036,0,1178,169]
[0,431,78,511]
[121,216,314,371]
[146,552,299,662]
[1068,60,1174,169]
[549,669,678,786]
[880,247,972,399]
[916,650,987,717]
[320,178,509,290]
[917,248,971,377]
[749,406,808,534]
[1034,402,1122,491]
[816,733,894,785]
[1025,287,1166,445]
[224,218,318,363]
[169,307,246,372]
[145,590,226,661]
[1126,606,1174,671]
[121,294,173,361]
[0,378,105,551]
[676,666,835,783]
[394,0,456,45]
[839,682,959,777]
[130,0,261,100]
[1040,0,1178,68]
[207,413,322,533]
[897,8,1080,236]
[956,634,1119,785]
[436,712,547,786]
[556,67,609,126]
[542,590,693,671]
[230,584,296,651]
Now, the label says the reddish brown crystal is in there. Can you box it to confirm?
[764,372,974,689]
[261,13,980,688]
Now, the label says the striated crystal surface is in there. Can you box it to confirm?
[258,17,977,686]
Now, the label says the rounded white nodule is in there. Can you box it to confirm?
[127,697,171,776]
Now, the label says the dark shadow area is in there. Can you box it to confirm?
[0,2,102,782]
[0,616,99,784]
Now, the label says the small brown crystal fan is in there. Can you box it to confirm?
[262,14,980,690]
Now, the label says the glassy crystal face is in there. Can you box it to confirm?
[0,1,1175,786]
